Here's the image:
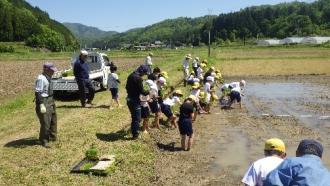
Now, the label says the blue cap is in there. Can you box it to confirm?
[43,62,58,72]
[136,64,149,74]
[297,139,323,158]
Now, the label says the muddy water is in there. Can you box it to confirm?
[245,82,330,130]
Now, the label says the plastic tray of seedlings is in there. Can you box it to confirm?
[71,145,115,176]
[71,155,116,176]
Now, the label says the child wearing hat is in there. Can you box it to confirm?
[242,138,286,186]
[178,95,196,151]
[204,76,214,113]
[108,65,122,109]
[146,76,161,129]
[160,90,183,128]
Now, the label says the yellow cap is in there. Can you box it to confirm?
[160,71,168,79]
[199,91,205,99]
[210,66,215,71]
[202,59,208,64]
[212,94,219,100]
[192,82,200,89]
[188,95,196,101]
[200,63,206,68]
[264,138,286,153]
[174,89,183,96]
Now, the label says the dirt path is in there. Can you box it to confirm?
[152,75,330,185]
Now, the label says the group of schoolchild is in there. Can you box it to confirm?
[107,52,246,151]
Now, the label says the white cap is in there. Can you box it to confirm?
[158,77,166,85]
[211,72,216,77]
[80,50,88,56]
[240,80,246,87]
[206,76,214,82]
[195,57,200,61]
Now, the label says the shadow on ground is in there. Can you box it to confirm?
[157,142,183,152]
[4,137,39,148]
[96,130,130,142]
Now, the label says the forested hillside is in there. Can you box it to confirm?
[0,0,77,51]
[63,23,117,48]
[207,0,330,44]
[95,0,330,48]
[92,16,216,48]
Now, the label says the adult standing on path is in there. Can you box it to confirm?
[145,52,153,75]
[182,54,192,86]
[35,63,58,148]
[126,65,150,139]
[73,50,95,108]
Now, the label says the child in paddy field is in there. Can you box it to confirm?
[178,95,196,151]
[190,82,206,119]
[160,90,183,128]
[107,65,122,109]
[204,76,214,113]
[146,77,161,129]
[140,91,151,133]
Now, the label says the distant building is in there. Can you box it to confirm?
[301,37,330,44]
[257,39,281,46]
[279,37,304,44]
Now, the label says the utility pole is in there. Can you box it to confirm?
[208,9,212,57]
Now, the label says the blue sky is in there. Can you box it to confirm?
[26,0,315,32]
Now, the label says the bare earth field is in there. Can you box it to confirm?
[0,57,146,101]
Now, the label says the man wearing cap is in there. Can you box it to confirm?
[126,65,150,139]
[182,54,192,87]
[35,63,58,148]
[73,50,95,107]
[145,52,153,75]
[264,139,330,186]
[242,138,286,186]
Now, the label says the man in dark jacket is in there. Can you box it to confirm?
[126,65,149,139]
[73,50,95,107]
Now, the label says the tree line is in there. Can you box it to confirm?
[207,0,330,45]
[93,0,330,48]
[0,0,78,51]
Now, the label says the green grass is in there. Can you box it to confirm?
[0,48,193,185]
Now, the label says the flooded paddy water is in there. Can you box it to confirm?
[154,76,330,185]
[245,81,330,130]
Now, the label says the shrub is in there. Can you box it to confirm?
[0,45,15,53]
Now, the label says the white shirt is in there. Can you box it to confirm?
[146,80,158,98]
[140,94,150,107]
[204,82,211,93]
[230,82,240,89]
[242,156,283,186]
[163,96,180,106]
[108,73,119,88]
[145,56,152,65]
[192,59,199,68]
[182,59,189,69]
[231,86,241,93]
[35,74,50,97]
[197,67,203,79]
[204,82,211,103]
[190,89,200,101]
